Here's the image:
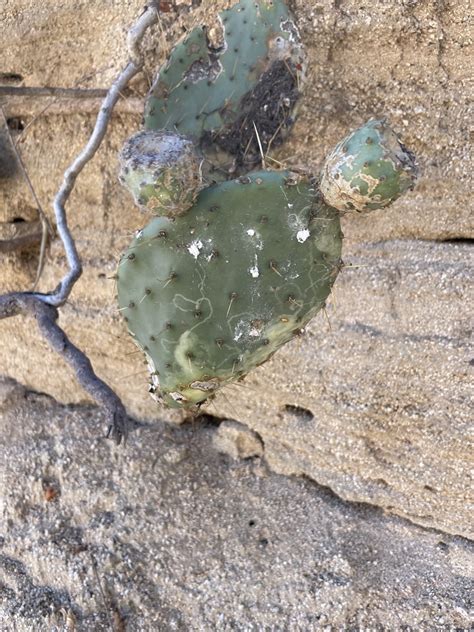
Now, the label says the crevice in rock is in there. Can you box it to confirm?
[185,409,472,541]
[182,411,225,428]
[438,237,474,246]
[1,376,470,542]
[283,404,314,422]
[295,473,474,544]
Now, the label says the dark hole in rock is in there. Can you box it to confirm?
[6,117,25,131]
[0,133,19,179]
[0,72,23,84]
[284,404,314,422]
[441,238,474,246]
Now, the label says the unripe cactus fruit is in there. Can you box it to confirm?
[117,171,342,409]
[119,130,203,217]
[320,119,418,213]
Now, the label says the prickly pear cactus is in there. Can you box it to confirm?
[117,1,418,412]
[320,119,418,213]
[117,171,341,408]
[144,0,305,177]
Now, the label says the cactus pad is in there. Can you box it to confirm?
[144,0,305,177]
[117,171,342,409]
[119,130,203,217]
[320,119,418,213]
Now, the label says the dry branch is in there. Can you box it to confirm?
[0,2,161,443]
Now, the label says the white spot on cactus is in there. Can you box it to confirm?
[170,392,186,402]
[188,240,203,258]
[249,255,259,278]
[288,213,306,232]
[296,229,310,243]
[246,228,263,249]
[149,370,160,389]
[233,320,248,342]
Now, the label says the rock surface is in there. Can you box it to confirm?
[0,0,473,564]
[0,381,472,630]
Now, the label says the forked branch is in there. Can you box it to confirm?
[0,2,161,443]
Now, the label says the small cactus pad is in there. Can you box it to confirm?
[320,119,418,213]
[144,0,305,177]
[117,171,342,409]
[119,130,203,216]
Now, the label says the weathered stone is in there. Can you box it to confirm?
[0,388,472,630]
[0,0,472,547]
[212,420,264,460]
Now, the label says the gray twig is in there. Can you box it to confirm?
[0,2,161,441]
[0,86,111,99]
[34,1,160,308]
[0,294,129,444]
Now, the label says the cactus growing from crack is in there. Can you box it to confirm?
[117,1,418,411]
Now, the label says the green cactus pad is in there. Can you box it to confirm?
[320,119,418,213]
[119,130,203,217]
[144,0,305,177]
[117,170,342,409]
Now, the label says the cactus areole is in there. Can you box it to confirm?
[117,0,418,411]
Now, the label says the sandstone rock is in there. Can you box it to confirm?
[212,420,264,460]
[0,0,472,547]
[0,387,472,630]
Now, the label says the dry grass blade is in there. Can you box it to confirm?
[0,105,53,288]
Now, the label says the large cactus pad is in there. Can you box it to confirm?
[144,0,305,177]
[117,171,342,409]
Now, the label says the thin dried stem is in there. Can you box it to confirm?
[32,2,159,307]
[0,106,53,288]
[0,2,161,442]
[0,86,109,99]
[0,294,129,443]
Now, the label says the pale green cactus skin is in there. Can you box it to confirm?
[119,130,203,217]
[144,0,305,177]
[116,2,418,411]
[117,171,342,409]
[320,119,418,213]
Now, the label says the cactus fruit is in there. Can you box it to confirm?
[117,171,342,409]
[320,119,418,213]
[144,0,305,177]
[119,130,203,217]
